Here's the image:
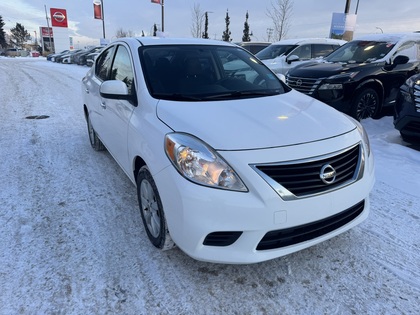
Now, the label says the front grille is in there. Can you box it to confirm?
[253,144,363,200]
[256,200,365,250]
[203,231,243,246]
[286,74,324,95]
[414,84,420,112]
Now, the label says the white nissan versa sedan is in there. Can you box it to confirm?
[82,37,375,264]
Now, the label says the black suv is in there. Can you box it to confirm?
[286,33,420,120]
[394,73,420,142]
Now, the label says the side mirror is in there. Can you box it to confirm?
[286,55,299,64]
[393,55,409,65]
[100,80,130,100]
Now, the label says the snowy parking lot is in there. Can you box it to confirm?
[0,57,419,314]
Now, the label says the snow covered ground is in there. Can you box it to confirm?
[0,57,419,314]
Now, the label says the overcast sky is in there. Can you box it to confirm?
[2,0,420,47]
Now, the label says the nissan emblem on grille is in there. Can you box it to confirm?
[320,164,336,184]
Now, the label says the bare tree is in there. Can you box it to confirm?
[115,28,135,38]
[266,0,294,41]
[191,3,204,38]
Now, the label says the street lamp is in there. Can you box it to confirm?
[376,27,383,33]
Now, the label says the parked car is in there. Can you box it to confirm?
[74,46,103,65]
[82,37,374,264]
[394,73,420,142]
[236,41,272,55]
[256,38,346,75]
[85,48,104,67]
[4,48,21,57]
[286,33,420,120]
[60,49,83,64]
[49,50,70,62]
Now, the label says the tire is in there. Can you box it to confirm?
[350,88,380,121]
[86,114,105,151]
[137,166,175,250]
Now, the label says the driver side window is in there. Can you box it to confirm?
[110,45,135,95]
[290,44,311,60]
[95,46,115,81]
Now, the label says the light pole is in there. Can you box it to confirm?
[101,0,105,38]
[93,0,106,38]
[376,27,383,33]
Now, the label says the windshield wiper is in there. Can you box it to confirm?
[201,90,279,100]
[153,93,203,101]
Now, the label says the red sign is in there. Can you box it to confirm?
[151,0,161,4]
[93,2,102,20]
[40,27,53,37]
[50,8,68,28]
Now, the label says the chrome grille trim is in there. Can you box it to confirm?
[414,84,420,112]
[286,74,325,95]
[251,143,364,201]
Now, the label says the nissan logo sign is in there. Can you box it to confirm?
[320,164,336,184]
[53,12,66,23]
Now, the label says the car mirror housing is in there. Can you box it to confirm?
[100,80,130,100]
[286,55,299,64]
[393,55,409,65]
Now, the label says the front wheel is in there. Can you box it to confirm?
[137,166,175,250]
[86,114,105,151]
[350,88,380,120]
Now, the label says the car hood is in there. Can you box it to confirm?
[156,90,356,150]
[289,60,379,78]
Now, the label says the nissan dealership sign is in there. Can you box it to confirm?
[50,8,68,28]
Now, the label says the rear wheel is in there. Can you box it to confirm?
[350,88,380,120]
[86,114,105,151]
[137,166,175,250]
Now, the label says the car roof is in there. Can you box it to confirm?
[353,33,420,43]
[115,36,238,48]
[270,38,347,46]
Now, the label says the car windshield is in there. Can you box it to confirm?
[140,45,287,101]
[325,40,396,64]
[255,45,297,60]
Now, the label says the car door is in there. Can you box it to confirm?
[283,44,312,73]
[85,45,116,139]
[381,40,420,104]
[98,44,136,173]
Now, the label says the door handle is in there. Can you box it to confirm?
[100,101,106,109]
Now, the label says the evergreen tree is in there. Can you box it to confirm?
[202,12,209,39]
[222,10,231,42]
[242,11,251,42]
[0,16,7,48]
[10,23,30,49]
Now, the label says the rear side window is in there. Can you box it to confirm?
[95,46,115,81]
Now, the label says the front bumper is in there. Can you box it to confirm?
[394,90,420,140]
[153,130,375,264]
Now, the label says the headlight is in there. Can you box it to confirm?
[328,71,359,81]
[405,75,420,88]
[347,116,371,157]
[319,83,343,90]
[165,133,248,192]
